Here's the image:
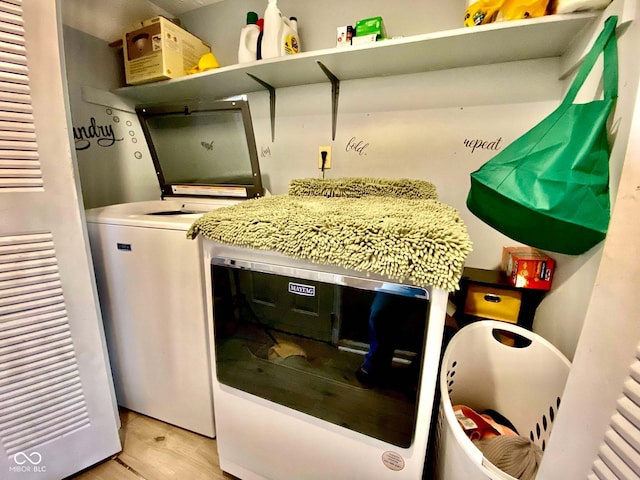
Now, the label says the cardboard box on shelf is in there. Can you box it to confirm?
[502,247,555,291]
[123,16,211,85]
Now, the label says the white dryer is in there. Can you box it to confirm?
[86,99,263,437]
[202,242,449,479]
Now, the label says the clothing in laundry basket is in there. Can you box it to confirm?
[473,435,542,480]
[454,405,542,480]
[454,405,519,440]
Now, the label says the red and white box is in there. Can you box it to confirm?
[336,25,353,47]
[502,247,555,291]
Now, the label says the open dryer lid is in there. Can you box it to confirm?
[136,98,264,200]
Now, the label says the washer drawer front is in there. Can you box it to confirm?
[463,284,522,323]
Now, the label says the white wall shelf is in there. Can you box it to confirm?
[115,12,596,105]
[114,12,597,140]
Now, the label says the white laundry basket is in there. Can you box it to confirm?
[435,320,571,480]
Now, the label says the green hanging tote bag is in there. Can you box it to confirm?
[466,15,618,255]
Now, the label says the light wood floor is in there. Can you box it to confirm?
[70,409,237,480]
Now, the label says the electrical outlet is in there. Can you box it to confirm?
[318,145,332,169]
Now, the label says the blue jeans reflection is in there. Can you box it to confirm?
[358,284,427,388]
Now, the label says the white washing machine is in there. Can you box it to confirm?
[86,198,236,437]
[86,99,263,437]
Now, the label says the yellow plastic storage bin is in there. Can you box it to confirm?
[463,284,522,324]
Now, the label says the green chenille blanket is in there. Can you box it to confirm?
[187,178,472,292]
[288,177,438,199]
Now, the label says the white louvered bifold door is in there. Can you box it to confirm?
[0,0,40,192]
[589,345,640,480]
[0,1,120,479]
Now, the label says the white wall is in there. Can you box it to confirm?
[63,26,159,209]
[62,0,640,361]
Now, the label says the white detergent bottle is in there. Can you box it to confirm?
[283,17,300,55]
[262,0,300,58]
[238,11,260,63]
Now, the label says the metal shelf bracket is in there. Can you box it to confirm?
[247,73,276,142]
[317,61,340,141]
